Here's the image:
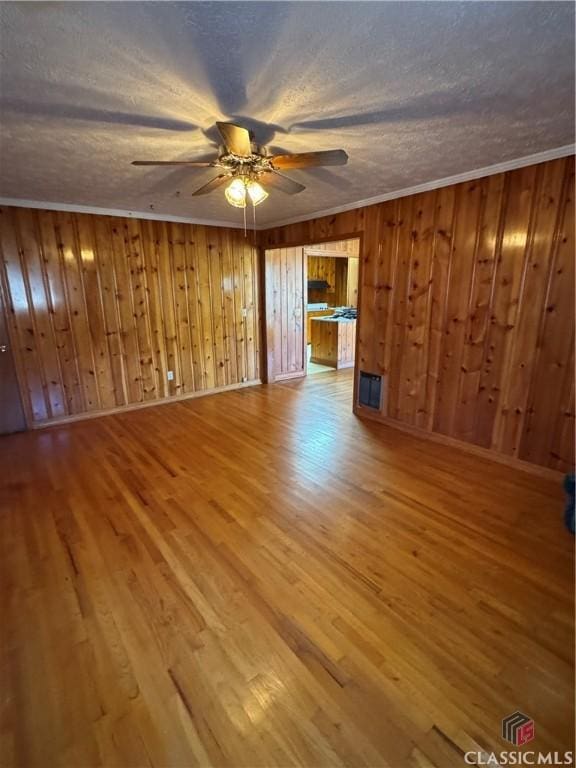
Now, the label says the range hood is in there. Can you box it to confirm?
[307,279,330,291]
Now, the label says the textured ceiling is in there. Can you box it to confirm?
[0,1,574,227]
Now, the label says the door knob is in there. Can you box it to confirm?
[0,345,7,353]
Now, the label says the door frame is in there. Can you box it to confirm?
[262,234,363,397]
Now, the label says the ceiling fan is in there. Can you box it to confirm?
[131,121,348,208]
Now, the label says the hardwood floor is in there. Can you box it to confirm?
[1,369,573,767]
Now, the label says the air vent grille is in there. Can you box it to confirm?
[359,371,382,410]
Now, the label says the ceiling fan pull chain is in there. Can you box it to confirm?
[252,199,256,238]
[243,201,247,238]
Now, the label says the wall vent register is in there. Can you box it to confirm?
[359,372,382,410]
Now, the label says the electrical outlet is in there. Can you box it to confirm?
[241,307,248,318]
[167,370,174,381]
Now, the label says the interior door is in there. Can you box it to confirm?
[264,246,306,382]
[0,295,27,434]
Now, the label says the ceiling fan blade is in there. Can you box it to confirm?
[191,175,229,196]
[216,122,252,157]
[132,160,215,166]
[261,171,305,195]
[271,149,348,170]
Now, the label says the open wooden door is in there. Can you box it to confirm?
[0,294,27,434]
[264,246,306,382]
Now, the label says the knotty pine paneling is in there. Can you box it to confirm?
[0,207,260,425]
[262,156,575,473]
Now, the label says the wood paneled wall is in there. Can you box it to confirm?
[262,156,575,473]
[0,207,260,425]
[346,257,359,307]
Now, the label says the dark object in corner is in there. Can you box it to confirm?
[564,473,575,534]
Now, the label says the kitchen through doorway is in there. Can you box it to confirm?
[305,239,360,376]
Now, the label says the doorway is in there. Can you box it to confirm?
[304,240,359,376]
[0,294,27,434]
[264,237,360,384]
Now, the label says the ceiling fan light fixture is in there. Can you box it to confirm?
[246,180,268,206]
[225,177,247,208]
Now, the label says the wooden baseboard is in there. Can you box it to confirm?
[354,405,565,482]
[31,379,262,430]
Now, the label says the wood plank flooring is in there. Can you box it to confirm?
[1,370,574,767]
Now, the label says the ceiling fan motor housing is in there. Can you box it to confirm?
[217,147,274,179]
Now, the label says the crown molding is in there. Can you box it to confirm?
[263,143,576,230]
[0,197,247,230]
[1,144,573,232]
